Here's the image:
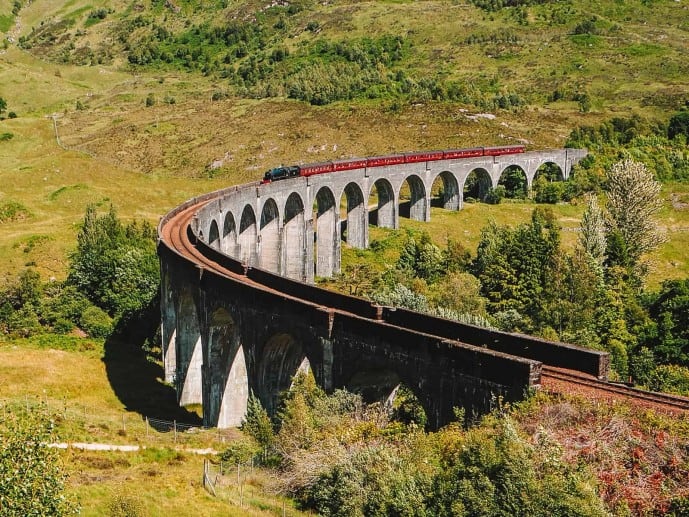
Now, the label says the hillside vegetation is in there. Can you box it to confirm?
[2,0,689,514]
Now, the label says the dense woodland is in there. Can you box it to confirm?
[2,0,689,514]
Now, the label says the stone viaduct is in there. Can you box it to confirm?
[158,147,607,430]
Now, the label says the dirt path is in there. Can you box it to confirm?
[49,442,217,454]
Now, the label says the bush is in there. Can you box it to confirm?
[668,111,689,140]
[108,493,143,517]
[484,185,505,204]
[220,436,261,465]
[0,408,79,515]
[533,177,565,204]
[80,305,113,338]
[648,364,689,396]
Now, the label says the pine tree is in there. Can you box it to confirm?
[579,193,607,269]
[241,392,274,448]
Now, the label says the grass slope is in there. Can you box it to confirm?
[0,340,305,515]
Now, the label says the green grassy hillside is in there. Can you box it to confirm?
[2,0,689,513]
[1,0,688,280]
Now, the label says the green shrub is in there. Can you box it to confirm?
[484,185,505,204]
[648,364,689,396]
[0,200,29,222]
[80,305,113,338]
[533,177,565,204]
[668,110,689,140]
[108,493,143,517]
[0,408,79,515]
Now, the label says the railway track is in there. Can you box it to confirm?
[160,196,689,417]
[542,366,689,414]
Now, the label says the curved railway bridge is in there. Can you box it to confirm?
[158,148,687,430]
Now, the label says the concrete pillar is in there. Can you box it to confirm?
[239,205,257,266]
[372,179,396,229]
[344,183,367,249]
[216,344,249,428]
[160,267,177,384]
[407,175,427,221]
[439,171,460,211]
[315,190,338,277]
[201,307,249,428]
[259,199,280,273]
[176,292,203,406]
[180,337,203,406]
[283,194,306,281]
[222,212,237,256]
[305,219,315,283]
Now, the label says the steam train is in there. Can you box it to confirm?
[261,145,526,183]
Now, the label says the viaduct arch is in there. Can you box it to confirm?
[159,147,607,430]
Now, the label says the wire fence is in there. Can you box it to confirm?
[203,459,296,516]
[0,394,233,450]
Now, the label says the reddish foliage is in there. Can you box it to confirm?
[515,396,689,515]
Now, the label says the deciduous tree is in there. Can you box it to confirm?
[0,409,78,516]
[605,159,664,280]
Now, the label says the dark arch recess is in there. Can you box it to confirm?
[258,333,310,415]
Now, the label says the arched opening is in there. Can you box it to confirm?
[399,175,427,221]
[206,308,247,428]
[239,205,257,266]
[532,162,566,204]
[498,165,528,199]
[463,168,492,202]
[222,212,237,255]
[313,187,338,278]
[368,178,396,228]
[430,171,460,211]
[208,220,220,250]
[259,198,280,272]
[534,161,565,183]
[346,370,428,428]
[347,369,401,403]
[340,182,366,249]
[284,192,305,280]
[258,333,311,415]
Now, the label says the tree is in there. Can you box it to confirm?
[641,278,689,366]
[498,166,528,198]
[0,408,78,516]
[68,205,159,319]
[241,392,275,449]
[396,232,444,283]
[472,208,561,331]
[0,97,7,117]
[430,271,487,317]
[605,159,664,280]
[579,193,607,269]
[668,111,689,140]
